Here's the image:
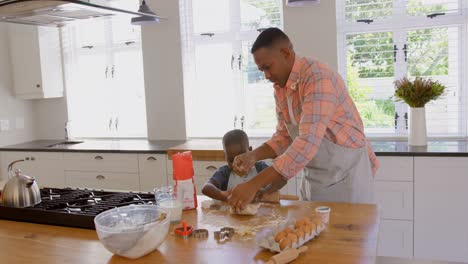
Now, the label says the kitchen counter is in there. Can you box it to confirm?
[0,198,379,263]
[0,139,185,154]
[167,139,468,160]
[4,139,468,158]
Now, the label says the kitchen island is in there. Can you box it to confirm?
[0,199,379,264]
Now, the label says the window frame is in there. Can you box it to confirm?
[61,15,148,139]
[180,0,284,138]
[337,0,468,138]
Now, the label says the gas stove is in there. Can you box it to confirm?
[0,188,156,229]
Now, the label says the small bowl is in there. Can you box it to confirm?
[94,205,170,259]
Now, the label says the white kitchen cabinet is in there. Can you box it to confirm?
[375,181,413,220]
[377,219,414,258]
[64,152,139,191]
[63,153,138,173]
[8,25,64,99]
[375,156,414,258]
[138,154,168,192]
[375,156,413,182]
[65,171,139,191]
[414,157,468,263]
[0,152,64,188]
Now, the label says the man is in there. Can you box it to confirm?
[228,28,379,210]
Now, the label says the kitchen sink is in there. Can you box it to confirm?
[46,141,84,148]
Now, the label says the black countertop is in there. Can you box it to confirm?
[0,139,185,154]
[370,139,468,156]
[1,139,468,156]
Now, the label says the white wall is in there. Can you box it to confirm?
[0,25,36,147]
[283,0,338,71]
[141,0,187,140]
[6,0,338,141]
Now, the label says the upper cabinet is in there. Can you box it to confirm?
[8,24,64,99]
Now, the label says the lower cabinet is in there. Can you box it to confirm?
[139,154,168,192]
[374,156,414,259]
[1,151,65,188]
[65,171,140,191]
[414,157,468,263]
[378,220,414,258]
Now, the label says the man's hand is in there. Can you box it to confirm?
[227,181,259,211]
[232,151,257,176]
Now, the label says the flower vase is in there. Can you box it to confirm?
[408,107,427,146]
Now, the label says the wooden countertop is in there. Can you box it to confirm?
[0,197,379,264]
[167,139,267,160]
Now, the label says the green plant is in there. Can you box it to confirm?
[394,77,446,108]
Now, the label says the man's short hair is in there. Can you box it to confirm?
[222,129,249,148]
[251,27,290,54]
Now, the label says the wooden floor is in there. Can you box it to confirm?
[377,256,467,264]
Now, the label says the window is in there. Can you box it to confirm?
[62,0,147,138]
[337,0,467,137]
[180,0,283,138]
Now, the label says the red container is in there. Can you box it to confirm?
[172,151,195,181]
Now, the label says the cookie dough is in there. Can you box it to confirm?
[230,203,261,215]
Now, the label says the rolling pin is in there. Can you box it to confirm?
[266,246,308,264]
[260,191,299,203]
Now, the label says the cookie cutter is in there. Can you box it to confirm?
[220,227,235,238]
[192,229,209,239]
[174,220,193,239]
[214,227,235,243]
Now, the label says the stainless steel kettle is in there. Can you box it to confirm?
[1,160,41,207]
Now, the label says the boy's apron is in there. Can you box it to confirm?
[227,166,259,191]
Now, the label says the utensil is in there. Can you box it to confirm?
[174,220,193,239]
[1,160,41,208]
[260,191,299,203]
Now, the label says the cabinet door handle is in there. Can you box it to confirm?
[94,156,103,160]
[96,175,105,180]
[147,156,157,161]
[36,84,41,88]
[25,157,30,161]
[31,157,35,161]
[206,165,217,171]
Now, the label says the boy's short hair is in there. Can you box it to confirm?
[222,129,249,149]
[251,27,290,54]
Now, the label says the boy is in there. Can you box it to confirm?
[202,129,286,201]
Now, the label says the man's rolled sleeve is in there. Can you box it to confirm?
[272,78,337,179]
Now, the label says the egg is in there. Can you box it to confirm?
[279,237,292,250]
[295,220,305,229]
[295,229,305,240]
[287,233,298,244]
[274,231,287,243]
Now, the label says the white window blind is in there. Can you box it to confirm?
[62,0,147,138]
[180,0,283,138]
[337,0,467,137]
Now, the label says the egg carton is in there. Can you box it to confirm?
[255,218,326,253]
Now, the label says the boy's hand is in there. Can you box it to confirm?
[232,151,256,176]
[220,190,230,199]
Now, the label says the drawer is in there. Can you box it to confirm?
[377,219,413,258]
[375,181,413,220]
[65,170,139,191]
[63,153,138,173]
[376,157,413,182]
